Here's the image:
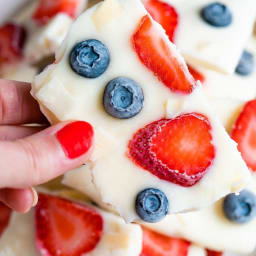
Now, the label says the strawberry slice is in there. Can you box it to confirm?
[141,2,205,85]
[231,100,256,171]
[0,202,12,238]
[128,113,215,187]
[35,193,103,256]
[140,227,190,256]
[143,0,178,43]
[0,23,26,65]
[33,0,82,25]
[132,15,196,94]
[188,65,205,84]
[207,249,223,256]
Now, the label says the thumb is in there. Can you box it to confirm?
[0,121,93,189]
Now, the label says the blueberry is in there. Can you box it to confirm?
[69,39,110,78]
[223,190,256,223]
[235,50,255,76]
[135,188,168,223]
[103,77,144,119]
[201,2,232,27]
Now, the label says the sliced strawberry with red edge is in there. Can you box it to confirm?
[207,249,223,256]
[143,0,178,43]
[188,65,205,84]
[132,15,196,94]
[231,99,256,172]
[128,113,215,187]
[35,193,103,256]
[0,23,26,65]
[0,202,12,238]
[140,2,205,85]
[33,0,82,25]
[140,227,190,256]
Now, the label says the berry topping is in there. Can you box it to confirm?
[140,227,190,256]
[223,190,256,223]
[132,15,196,94]
[69,39,110,79]
[207,250,223,256]
[0,203,11,238]
[129,113,215,187]
[201,2,232,27]
[136,188,168,223]
[142,0,178,42]
[0,23,26,65]
[33,0,82,25]
[235,50,255,76]
[103,77,144,119]
[231,99,256,171]
[35,193,103,256]
[188,64,205,84]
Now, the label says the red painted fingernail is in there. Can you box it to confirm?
[56,121,94,159]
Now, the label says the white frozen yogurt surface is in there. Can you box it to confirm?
[208,97,243,132]
[188,245,206,256]
[196,40,256,130]
[32,0,251,222]
[1,64,38,83]
[164,0,256,74]
[0,194,143,256]
[202,67,256,102]
[24,14,73,63]
[0,211,38,256]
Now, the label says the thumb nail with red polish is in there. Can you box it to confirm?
[56,121,94,159]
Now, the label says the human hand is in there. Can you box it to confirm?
[0,79,93,213]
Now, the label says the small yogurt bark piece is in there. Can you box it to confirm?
[1,64,38,83]
[144,187,256,255]
[32,0,252,223]
[0,192,143,256]
[0,191,212,256]
[12,0,88,63]
[191,40,256,131]
[24,13,74,63]
[143,0,256,74]
[64,167,256,254]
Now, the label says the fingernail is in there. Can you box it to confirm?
[56,121,94,159]
[31,188,38,207]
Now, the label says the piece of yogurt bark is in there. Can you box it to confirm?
[0,191,212,256]
[144,185,256,255]
[0,191,143,256]
[11,0,88,63]
[1,64,38,83]
[32,0,252,223]
[143,0,256,74]
[63,166,256,255]
[198,46,256,131]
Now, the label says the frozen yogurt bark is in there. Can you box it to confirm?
[0,191,219,256]
[1,64,38,83]
[144,186,256,255]
[0,192,143,256]
[197,44,256,130]
[32,0,252,223]
[64,166,256,254]
[143,0,256,74]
